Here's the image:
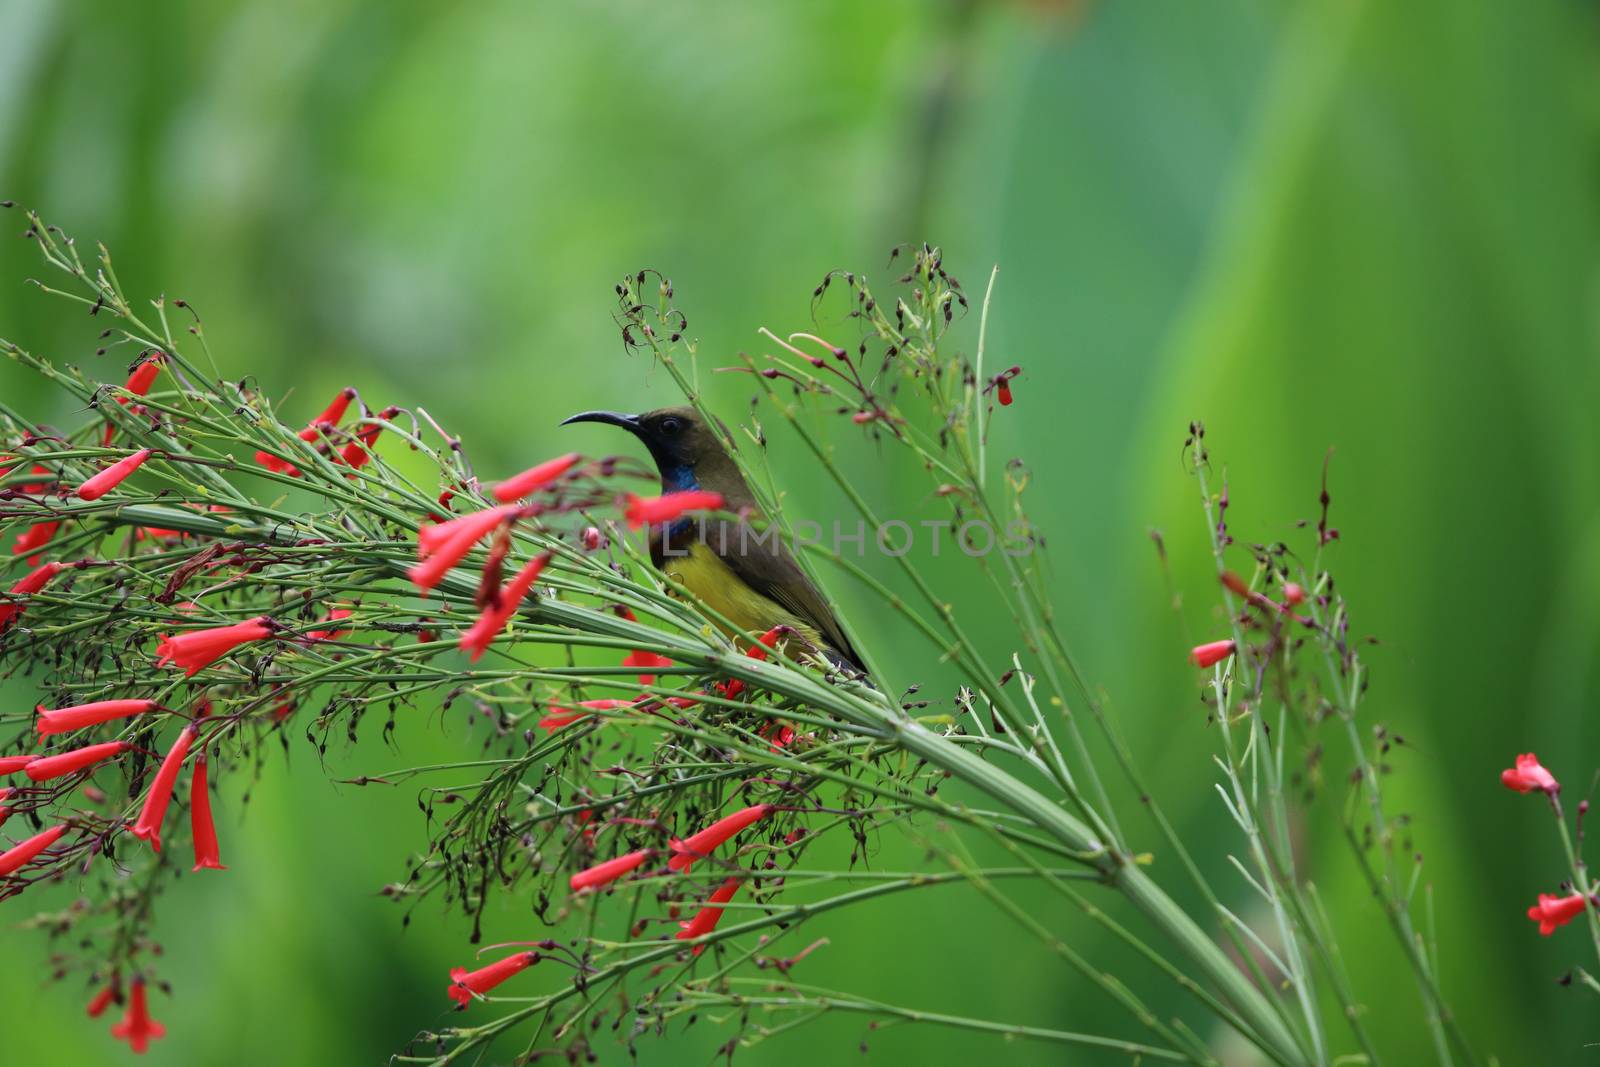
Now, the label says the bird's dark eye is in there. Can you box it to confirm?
[659,417,684,436]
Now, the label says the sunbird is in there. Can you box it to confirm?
[562,406,864,672]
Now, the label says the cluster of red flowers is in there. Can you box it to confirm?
[0,694,233,1051]
[3,416,777,1046]
[1499,752,1594,938]
[1188,573,1315,670]
[445,805,775,1007]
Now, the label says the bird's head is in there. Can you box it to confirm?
[561,405,736,496]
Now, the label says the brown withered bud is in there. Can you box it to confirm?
[474,524,514,611]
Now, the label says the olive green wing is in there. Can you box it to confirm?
[708,519,864,671]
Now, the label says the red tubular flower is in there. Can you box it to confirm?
[125,358,163,396]
[255,387,357,475]
[25,741,130,782]
[340,435,376,468]
[129,727,195,852]
[36,699,157,737]
[190,754,225,872]
[623,649,673,686]
[76,448,152,501]
[668,804,774,872]
[743,626,786,663]
[0,560,64,629]
[538,699,632,733]
[13,521,61,566]
[538,709,588,733]
[110,978,165,1054]
[446,951,540,1007]
[570,849,650,892]
[1189,639,1236,669]
[155,617,273,676]
[417,505,522,557]
[0,787,13,827]
[623,490,724,530]
[459,552,553,662]
[717,629,788,700]
[0,823,67,875]
[306,608,353,642]
[763,723,796,752]
[1527,892,1588,936]
[1501,753,1559,796]
[428,488,457,523]
[676,877,743,955]
[87,979,122,1018]
[0,755,37,775]
[340,405,400,469]
[102,357,164,444]
[309,387,357,427]
[409,505,522,592]
[492,452,581,502]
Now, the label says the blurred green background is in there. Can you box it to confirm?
[2,0,1597,1063]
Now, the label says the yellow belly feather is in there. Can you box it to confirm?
[663,542,824,650]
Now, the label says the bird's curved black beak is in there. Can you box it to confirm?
[561,410,642,436]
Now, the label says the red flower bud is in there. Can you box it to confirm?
[86,980,122,1018]
[676,877,742,955]
[25,741,130,781]
[992,366,1021,406]
[623,490,724,530]
[110,978,165,1054]
[0,822,68,875]
[35,699,157,737]
[76,448,152,501]
[102,357,164,444]
[493,452,581,503]
[1527,892,1587,936]
[668,804,774,872]
[1501,753,1559,796]
[125,358,162,397]
[1189,639,1236,669]
[427,488,457,523]
[570,849,650,892]
[743,626,786,663]
[446,951,539,1007]
[1283,582,1306,605]
[129,727,195,853]
[312,387,357,426]
[190,754,226,873]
